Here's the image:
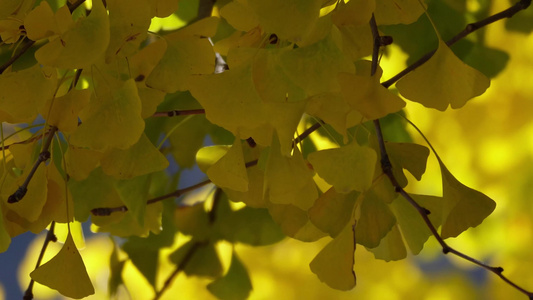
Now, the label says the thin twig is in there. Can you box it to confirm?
[369,12,533,299]
[23,222,57,300]
[381,0,531,88]
[153,188,223,300]
[8,127,57,203]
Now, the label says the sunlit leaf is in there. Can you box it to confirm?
[438,157,496,238]
[396,39,491,111]
[35,0,110,69]
[30,232,95,299]
[310,222,356,291]
[331,0,375,27]
[207,251,253,300]
[338,65,406,120]
[70,79,144,151]
[308,142,377,193]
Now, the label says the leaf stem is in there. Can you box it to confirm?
[381,0,532,88]
[23,222,57,300]
[369,13,533,299]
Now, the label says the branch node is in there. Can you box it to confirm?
[494,266,504,274]
[380,36,393,46]
[91,207,113,216]
[8,186,28,203]
[422,207,431,215]
[442,247,450,254]
[39,150,51,162]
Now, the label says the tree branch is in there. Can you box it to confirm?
[23,222,57,300]
[152,109,205,117]
[381,0,532,88]
[369,13,533,299]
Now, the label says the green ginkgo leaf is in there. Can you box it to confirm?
[310,222,356,291]
[268,203,326,242]
[396,39,490,111]
[308,142,377,193]
[374,0,425,25]
[30,232,95,299]
[169,240,223,278]
[207,251,253,300]
[438,157,496,238]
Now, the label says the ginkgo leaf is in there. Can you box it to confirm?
[40,89,91,133]
[206,139,248,192]
[207,251,253,300]
[268,203,326,242]
[438,157,496,238]
[355,189,396,248]
[105,0,152,61]
[366,225,407,261]
[169,114,213,168]
[280,32,353,96]
[95,201,163,237]
[390,194,443,254]
[308,188,359,237]
[310,222,356,291]
[220,1,259,32]
[224,165,268,208]
[396,39,491,111]
[331,0,375,27]
[35,0,110,69]
[115,175,151,227]
[247,0,322,42]
[65,145,103,181]
[265,140,317,210]
[30,232,95,299]
[146,18,218,93]
[169,240,223,278]
[386,142,430,187]
[151,0,179,17]
[23,1,58,40]
[175,202,212,240]
[0,65,57,123]
[308,142,377,193]
[100,133,168,179]
[70,79,145,151]
[374,0,425,25]
[338,68,406,120]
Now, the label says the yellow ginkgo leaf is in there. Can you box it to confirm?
[374,0,425,25]
[248,0,322,42]
[307,142,377,193]
[24,1,58,40]
[0,65,57,123]
[438,157,496,239]
[220,0,259,32]
[151,0,179,18]
[338,68,406,120]
[35,0,110,69]
[65,146,103,181]
[268,203,326,242]
[396,39,491,111]
[308,187,359,237]
[100,133,169,179]
[331,0,375,27]
[355,189,396,248]
[70,79,144,151]
[207,139,249,192]
[40,89,91,133]
[310,222,356,291]
[30,232,95,299]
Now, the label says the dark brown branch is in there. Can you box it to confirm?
[8,126,57,203]
[23,222,57,300]
[152,109,205,117]
[369,13,533,299]
[381,0,531,88]
[294,121,323,145]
